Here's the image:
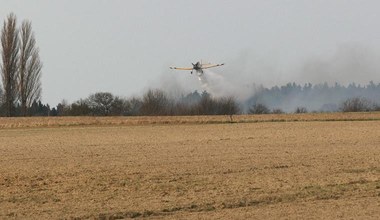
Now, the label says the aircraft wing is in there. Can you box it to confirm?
[169,67,193,70]
[201,63,225,69]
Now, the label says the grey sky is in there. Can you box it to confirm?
[1,0,380,105]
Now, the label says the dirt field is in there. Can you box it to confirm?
[1,114,380,219]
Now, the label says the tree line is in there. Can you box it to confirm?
[1,84,379,117]
[53,81,380,116]
[0,90,241,117]
[0,13,42,116]
[51,90,240,116]
[246,81,380,113]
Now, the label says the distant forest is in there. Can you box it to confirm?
[1,81,379,117]
[245,81,380,113]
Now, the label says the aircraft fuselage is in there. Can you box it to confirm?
[192,62,204,75]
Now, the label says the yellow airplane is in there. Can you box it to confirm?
[170,61,225,75]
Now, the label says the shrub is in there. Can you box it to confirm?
[272,108,284,114]
[294,107,307,114]
[249,103,270,114]
[340,97,371,112]
[216,97,240,115]
[140,89,171,116]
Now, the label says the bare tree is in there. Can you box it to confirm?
[56,99,70,116]
[140,89,170,116]
[18,20,42,116]
[196,91,217,115]
[87,92,115,116]
[125,97,143,116]
[249,103,270,114]
[1,13,19,116]
[340,97,372,112]
[109,96,129,116]
[216,97,240,115]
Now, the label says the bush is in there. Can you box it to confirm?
[140,89,171,116]
[271,108,284,114]
[215,97,240,115]
[249,103,270,114]
[70,99,91,116]
[294,107,307,114]
[340,97,371,112]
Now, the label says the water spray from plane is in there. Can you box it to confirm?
[169,60,253,100]
[197,69,246,99]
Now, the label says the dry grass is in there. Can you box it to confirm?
[0,114,380,219]
[1,112,380,129]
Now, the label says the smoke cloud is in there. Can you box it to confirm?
[152,44,380,112]
[198,70,253,101]
[294,44,380,85]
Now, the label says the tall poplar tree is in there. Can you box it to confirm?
[18,20,42,116]
[0,13,19,116]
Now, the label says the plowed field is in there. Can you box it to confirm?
[1,114,380,219]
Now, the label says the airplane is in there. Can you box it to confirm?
[170,61,225,75]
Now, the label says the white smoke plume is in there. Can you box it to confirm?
[198,70,253,101]
[150,43,380,112]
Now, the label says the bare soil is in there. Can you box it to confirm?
[0,115,379,219]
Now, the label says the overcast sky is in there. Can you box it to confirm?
[2,0,380,105]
